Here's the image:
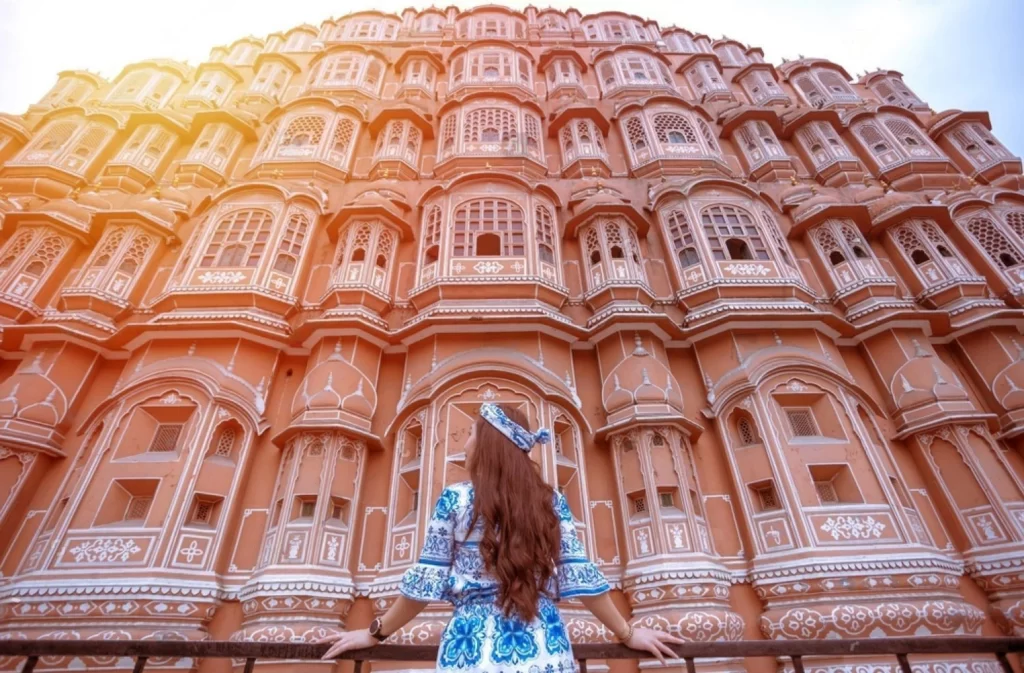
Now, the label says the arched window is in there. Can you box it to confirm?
[535,205,556,265]
[580,217,646,289]
[209,423,240,459]
[653,114,698,146]
[280,116,326,153]
[857,123,897,164]
[452,199,525,257]
[965,216,1024,272]
[796,121,853,170]
[273,213,310,276]
[334,220,396,290]
[795,76,825,106]
[422,206,442,267]
[819,71,854,97]
[895,219,972,282]
[700,205,768,262]
[883,118,932,154]
[810,219,882,289]
[75,226,155,298]
[664,208,701,271]
[4,234,68,298]
[200,210,273,268]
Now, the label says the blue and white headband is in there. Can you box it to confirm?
[479,403,551,452]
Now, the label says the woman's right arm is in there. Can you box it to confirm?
[577,593,682,664]
[552,493,683,663]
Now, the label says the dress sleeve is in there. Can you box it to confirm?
[554,491,610,599]
[399,485,460,603]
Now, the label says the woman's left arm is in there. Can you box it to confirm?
[319,596,428,659]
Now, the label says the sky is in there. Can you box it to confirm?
[0,0,1021,155]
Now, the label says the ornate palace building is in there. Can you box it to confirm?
[0,5,1022,673]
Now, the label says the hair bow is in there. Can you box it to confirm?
[479,403,551,452]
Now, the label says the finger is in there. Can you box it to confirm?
[317,633,345,644]
[655,640,676,659]
[661,633,686,645]
[646,644,666,665]
[321,640,349,660]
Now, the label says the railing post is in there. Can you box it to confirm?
[684,657,697,673]
[132,656,148,673]
[242,657,256,673]
[895,653,912,673]
[20,656,38,673]
[791,655,805,673]
[995,652,1013,673]
[577,659,587,673]
[353,660,364,673]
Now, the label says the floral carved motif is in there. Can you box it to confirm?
[67,538,142,563]
[723,263,771,277]
[820,515,887,540]
[198,271,246,284]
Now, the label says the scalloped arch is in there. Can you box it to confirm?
[386,348,589,439]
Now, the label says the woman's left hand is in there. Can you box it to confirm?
[317,629,378,660]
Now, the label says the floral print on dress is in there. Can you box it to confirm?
[399,482,609,673]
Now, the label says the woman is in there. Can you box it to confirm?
[319,403,682,670]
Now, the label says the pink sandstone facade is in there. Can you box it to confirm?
[0,6,1022,672]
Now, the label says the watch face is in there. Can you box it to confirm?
[369,618,383,638]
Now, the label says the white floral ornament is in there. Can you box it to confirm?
[479,402,551,452]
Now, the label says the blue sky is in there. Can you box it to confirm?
[0,0,1021,155]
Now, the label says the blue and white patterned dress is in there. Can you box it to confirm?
[400,481,610,673]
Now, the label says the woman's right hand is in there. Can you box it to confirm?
[623,626,684,664]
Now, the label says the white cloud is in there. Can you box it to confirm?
[0,0,1020,153]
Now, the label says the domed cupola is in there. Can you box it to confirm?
[600,333,687,431]
[286,340,378,441]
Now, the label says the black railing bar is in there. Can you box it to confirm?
[20,656,38,673]
[131,656,147,673]
[1,637,1023,660]
[996,652,1014,673]
[577,658,587,673]
[683,657,696,673]
[242,657,255,673]
[791,654,805,673]
[896,653,912,673]
[353,660,363,673]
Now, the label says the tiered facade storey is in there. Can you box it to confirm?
[0,6,1023,673]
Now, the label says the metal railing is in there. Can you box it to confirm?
[0,637,1022,673]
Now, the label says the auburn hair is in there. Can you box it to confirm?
[468,404,560,622]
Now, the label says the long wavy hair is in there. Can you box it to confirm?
[467,404,560,622]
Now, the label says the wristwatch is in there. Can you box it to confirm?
[368,617,388,642]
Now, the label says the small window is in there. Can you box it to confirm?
[411,490,419,511]
[149,424,183,452]
[659,491,675,508]
[750,481,781,512]
[828,250,846,266]
[785,408,818,437]
[189,496,221,525]
[725,238,753,260]
[630,494,647,514]
[329,498,348,521]
[298,498,316,518]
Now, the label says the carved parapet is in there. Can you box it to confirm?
[966,554,1024,635]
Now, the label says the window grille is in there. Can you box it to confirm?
[814,479,839,504]
[665,209,700,269]
[884,118,931,153]
[631,495,647,514]
[754,483,780,511]
[785,408,818,437]
[213,427,235,457]
[452,199,525,257]
[149,424,183,452]
[274,213,310,275]
[966,216,1023,269]
[200,210,273,268]
[280,115,326,149]
[536,205,556,265]
[422,206,443,263]
[738,417,755,445]
[701,205,768,261]
[652,113,698,145]
[126,496,152,521]
[191,500,214,524]
[1005,211,1024,240]
[624,116,650,153]
[299,499,316,518]
[659,491,674,508]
